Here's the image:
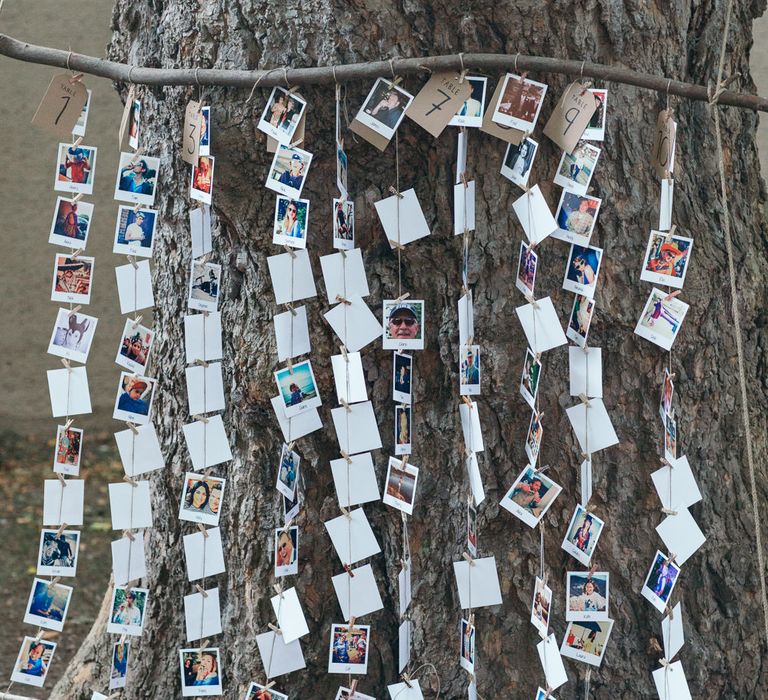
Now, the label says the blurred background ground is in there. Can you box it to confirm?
[0,2,767,697]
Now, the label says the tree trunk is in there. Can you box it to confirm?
[54,1,768,698]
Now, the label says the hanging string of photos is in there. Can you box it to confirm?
[16,49,718,700]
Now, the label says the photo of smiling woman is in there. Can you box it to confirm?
[179,474,226,527]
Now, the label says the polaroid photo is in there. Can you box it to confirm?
[530,576,552,637]
[394,405,412,455]
[335,687,375,700]
[467,502,478,557]
[525,409,544,466]
[459,345,481,396]
[271,586,310,642]
[249,684,289,700]
[276,443,300,499]
[190,204,213,259]
[72,89,92,137]
[185,311,223,364]
[563,244,603,299]
[567,295,596,347]
[553,191,602,245]
[108,480,152,530]
[459,618,476,673]
[512,185,559,245]
[328,623,371,674]
[516,240,538,297]
[320,248,370,304]
[267,248,317,305]
[266,144,313,199]
[393,352,413,404]
[453,179,476,235]
[183,527,226,581]
[449,76,487,127]
[43,478,84,526]
[116,319,154,375]
[635,288,690,351]
[273,195,310,249]
[553,140,601,196]
[330,452,380,509]
[656,508,706,566]
[331,563,384,622]
[501,137,538,190]
[640,230,693,289]
[256,630,306,678]
[188,259,222,312]
[258,86,308,144]
[113,206,158,257]
[113,372,156,425]
[179,473,225,527]
[49,197,94,249]
[492,73,548,132]
[37,529,79,577]
[107,587,149,636]
[383,300,425,350]
[659,178,674,231]
[179,648,222,696]
[567,572,609,621]
[114,152,160,206]
[500,464,562,528]
[47,366,91,418]
[115,259,154,314]
[23,577,73,632]
[653,660,693,700]
[374,187,431,248]
[641,550,680,613]
[324,507,381,566]
[54,142,97,195]
[10,637,57,688]
[560,619,614,667]
[333,198,355,250]
[275,526,299,577]
[47,308,97,365]
[383,457,419,515]
[453,555,503,609]
[111,535,146,586]
[51,253,94,304]
[109,642,130,690]
[357,78,413,139]
[582,88,607,141]
[537,634,567,691]
[519,348,542,409]
[184,586,222,642]
[660,368,674,421]
[568,346,603,398]
[561,505,605,566]
[274,360,321,418]
[127,99,141,149]
[115,423,165,477]
[271,394,323,443]
[664,413,677,461]
[198,105,211,156]
[190,155,215,205]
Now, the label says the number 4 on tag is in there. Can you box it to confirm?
[182,100,202,166]
[31,73,88,138]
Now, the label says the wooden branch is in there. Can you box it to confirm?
[0,31,765,112]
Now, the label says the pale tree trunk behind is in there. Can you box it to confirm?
[54,1,768,698]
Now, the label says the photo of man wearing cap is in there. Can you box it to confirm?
[382,300,424,350]
[113,373,155,424]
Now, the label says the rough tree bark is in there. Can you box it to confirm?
[54,1,768,698]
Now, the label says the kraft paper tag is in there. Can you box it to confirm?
[480,78,525,145]
[349,117,391,152]
[182,100,202,165]
[651,109,677,179]
[31,73,88,138]
[119,84,136,146]
[543,82,597,153]
[405,71,471,138]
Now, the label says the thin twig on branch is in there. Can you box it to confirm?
[0,32,765,112]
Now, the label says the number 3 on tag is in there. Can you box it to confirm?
[182,100,202,166]
[31,74,88,138]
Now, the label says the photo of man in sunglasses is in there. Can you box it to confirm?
[386,303,421,340]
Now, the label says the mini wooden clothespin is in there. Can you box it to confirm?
[462,552,475,566]
[537,464,551,474]
[389,239,406,250]
[461,395,473,408]
[579,392,591,406]
[335,294,352,306]
[340,450,353,464]
[544,686,553,699]
[340,506,352,520]
[340,345,349,361]
[61,358,72,372]
[285,302,298,317]
[127,255,139,270]
[63,418,74,431]
[262,681,276,690]
[399,454,409,467]
[129,148,144,164]
[665,224,677,243]
[126,421,139,435]
[35,628,46,641]
[49,576,61,588]
[661,507,678,516]
[660,456,674,468]
[343,563,355,578]
[273,582,284,597]
[71,135,83,148]
[401,672,413,688]
[524,292,540,309]
[340,248,348,259]
[123,475,139,488]
[286,357,294,374]
[665,603,675,619]
[195,584,209,598]
[286,440,296,452]
[581,451,591,461]
[394,292,411,302]
[388,185,404,199]
[465,335,474,347]
[69,71,83,84]
[131,315,143,329]
[133,202,143,213]
[588,562,599,577]
[282,517,294,533]
[55,522,68,536]
[659,657,672,669]
[268,623,283,635]
[283,244,297,259]
[348,616,357,631]
[197,523,209,538]
[585,668,592,684]
[71,193,83,204]
[665,553,677,566]
[663,290,681,302]
[349,679,359,696]
[542,571,549,588]
[192,414,210,424]
[123,528,135,542]
[194,358,210,368]
[339,398,352,413]
[57,473,68,487]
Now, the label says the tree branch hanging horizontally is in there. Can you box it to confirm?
[0,32,766,112]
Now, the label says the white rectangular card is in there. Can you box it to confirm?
[330,401,382,455]
[331,564,384,622]
[320,248,370,304]
[454,180,476,235]
[271,586,310,643]
[374,188,431,248]
[655,508,706,566]
[183,527,226,581]
[512,185,558,245]
[459,401,484,453]
[256,630,306,678]
[184,312,223,364]
[565,398,619,455]
[537,634,568,690]
[185,362,226,415]
[651,456,702,511]
[581,458,593,507]
[111,535,146,586]
[271,395,323,442]
[267,249,317,305]
[662,601,684,661]
[453,555,503,609]
[399,559,412,615]
[652,661,692,700]
[659,178,674,232]
[182,415,232,470]
[388,680,423,700]
[399,619,412,674]
[324,507,381,565]
[108,481,152,530]
[458,292,474,348]
[466,452,485,506]
[189,205,213,259]
[43,479,84,525]
[47,366,92,417]
[115,423,165,477]
[273,306,311,362]
[324,295,382,353]
[516,296,568,354]
[330,452,380,508]
[331,352,368,404]
[184,586,222,642]
[115,260,154,314]
[568,346,603,398]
